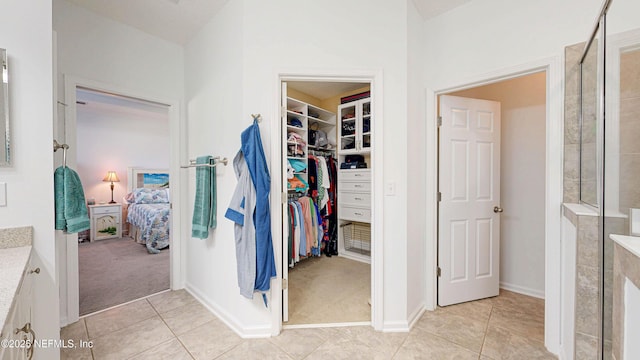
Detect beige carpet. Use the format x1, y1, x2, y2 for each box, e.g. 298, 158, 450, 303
79, 237, 169, 316
287, 255, 371, 325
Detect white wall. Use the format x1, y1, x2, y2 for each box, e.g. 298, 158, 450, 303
406, 0, 428, 320
423, 0, 640, 353
0, 1, 59, 358
184, 0, 412, 335
76, 105, 170, 204
53, 0, 184, 105
183, 0, 265, 333
451, 72, 547, 297
53, 0, 185, 325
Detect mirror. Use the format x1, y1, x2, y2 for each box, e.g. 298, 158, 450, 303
0, 48, 8, 166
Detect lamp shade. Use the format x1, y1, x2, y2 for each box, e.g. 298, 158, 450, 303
102, 171, 120, 183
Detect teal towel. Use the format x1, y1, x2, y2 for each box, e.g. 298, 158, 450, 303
192, 155, 217, 239
54, 166, 90, 233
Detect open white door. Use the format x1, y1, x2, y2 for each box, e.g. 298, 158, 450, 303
438, 95, 501, 307
281, 82, 289, 322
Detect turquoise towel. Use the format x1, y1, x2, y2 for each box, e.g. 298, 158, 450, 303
54, 166, 90, 233
192, 155, 217, 239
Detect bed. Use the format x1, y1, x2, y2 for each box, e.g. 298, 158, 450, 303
125, 168, 170, 254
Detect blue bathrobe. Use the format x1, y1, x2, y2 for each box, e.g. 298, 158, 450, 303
226, 119, 276, 300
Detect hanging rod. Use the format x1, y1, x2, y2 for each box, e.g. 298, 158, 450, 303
53, 140, 69, 168
180, 156, 228, 168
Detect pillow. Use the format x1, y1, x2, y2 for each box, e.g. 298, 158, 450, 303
125, 188, 170, 204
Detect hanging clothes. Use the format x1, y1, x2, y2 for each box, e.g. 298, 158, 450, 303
225, 119, 276, 302
224, 151, 256, 299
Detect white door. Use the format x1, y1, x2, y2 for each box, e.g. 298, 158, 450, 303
281, 82, 290, 322
438, 95, 501, 306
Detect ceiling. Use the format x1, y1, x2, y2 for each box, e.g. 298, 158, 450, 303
412, 0, 472, 20
65, 0, 229, 45
288, 81, 368, 100
64, 0, 472, 45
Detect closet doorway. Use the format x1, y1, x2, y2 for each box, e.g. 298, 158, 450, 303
279, 78, 377, 327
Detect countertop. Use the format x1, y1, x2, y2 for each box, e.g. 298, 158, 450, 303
0, 226, 33, 338
610, 234, 640, 259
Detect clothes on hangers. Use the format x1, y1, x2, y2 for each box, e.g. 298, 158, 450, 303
286, 155, 339, 266
225, 118, 276, 304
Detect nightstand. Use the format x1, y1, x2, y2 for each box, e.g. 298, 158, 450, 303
88, 203, 122, 241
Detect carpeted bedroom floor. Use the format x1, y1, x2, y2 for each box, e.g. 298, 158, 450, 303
79, 237, 169, 316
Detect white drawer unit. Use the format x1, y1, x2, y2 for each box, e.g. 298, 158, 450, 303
89, 203, 122, 241
339, 192, 371, 208
339, 181, 371, 193
338, 169, 372, 224
339, 169, 371, 182
339, 205, 371, 223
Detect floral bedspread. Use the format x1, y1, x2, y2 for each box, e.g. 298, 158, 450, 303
127, 203, 170, 254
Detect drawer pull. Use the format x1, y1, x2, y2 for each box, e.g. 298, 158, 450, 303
355, 212, 363, 216
355, 174, 362, 177
29, 268, 40, 275
354, 197, 363, 201
354, 184, 363, 188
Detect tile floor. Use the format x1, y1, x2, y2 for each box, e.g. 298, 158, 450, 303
61, 289, 557, 360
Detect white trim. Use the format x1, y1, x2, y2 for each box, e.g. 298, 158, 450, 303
283, 321, 370, 330
381, 320, 410, 333
272, 69, 384, 335
338, 252, 372, 264
407, 303, 426, 330
58, 75, 184, 326
186, 284, 271, 339
427, 56, 563, 355
499, 282, 545, 299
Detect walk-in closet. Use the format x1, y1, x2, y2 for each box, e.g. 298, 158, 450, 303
281, 80, 373, 325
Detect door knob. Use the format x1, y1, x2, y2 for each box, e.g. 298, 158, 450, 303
493, 206, 503, 213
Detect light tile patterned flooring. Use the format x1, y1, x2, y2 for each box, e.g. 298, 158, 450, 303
61, 289, 557, 360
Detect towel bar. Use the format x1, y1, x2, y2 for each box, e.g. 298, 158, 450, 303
181, 156, 228, 168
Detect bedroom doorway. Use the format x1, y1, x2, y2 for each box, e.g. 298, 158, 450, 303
75, 88, 171, 315
57, 76, 184, 325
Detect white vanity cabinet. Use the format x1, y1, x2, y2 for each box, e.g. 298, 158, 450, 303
0, 250, 38, 360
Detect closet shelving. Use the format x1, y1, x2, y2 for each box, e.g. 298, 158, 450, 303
285, 97, 336, 192
336, 96, 372, 260
338, 98, 371, 155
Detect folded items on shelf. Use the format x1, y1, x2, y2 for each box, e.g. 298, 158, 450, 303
287, 175, 309, 192
340, 162, 367, 169
288, 158, 307, 172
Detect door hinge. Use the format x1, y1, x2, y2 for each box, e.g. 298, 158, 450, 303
437, 267, 441, 277
437, 192, 442, 202
281, 106, 287, 118
282, 191, 287, 204
282, 278, 288, 290
170, 203, 173, 210
437, 116, 442, 127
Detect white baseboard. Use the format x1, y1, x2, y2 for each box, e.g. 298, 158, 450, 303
500, 282, 545, 299
382, 320, 410, 333
407, 303, 425, 330
185, 283, 271, 339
